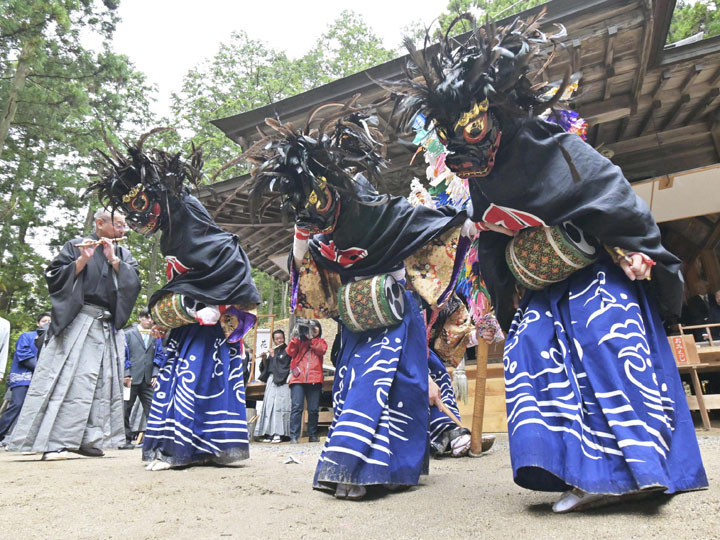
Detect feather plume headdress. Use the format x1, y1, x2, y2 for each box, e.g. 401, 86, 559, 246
386, 9, 568, 136
243, 96, 387, 226
87, 128, 204, 235
88, 128, 203, 207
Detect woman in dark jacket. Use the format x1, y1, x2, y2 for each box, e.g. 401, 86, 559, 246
286, 321, 327, 443
255, 330, 292, 443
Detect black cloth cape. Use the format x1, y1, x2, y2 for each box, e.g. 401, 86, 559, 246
307, 174, 466, 280
148, 194, 260, 309
45, 233, 140, 336
469, 117, 683, 332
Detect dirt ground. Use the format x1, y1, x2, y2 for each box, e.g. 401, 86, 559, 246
1, 427, 719, 540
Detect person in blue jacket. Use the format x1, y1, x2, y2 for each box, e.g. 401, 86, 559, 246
0, 312, 51, 443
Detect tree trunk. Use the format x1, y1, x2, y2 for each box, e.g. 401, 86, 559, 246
0, 139, 32, 257
147, 235, 161, 299
0, 39, 37, 158
83, 205, 94, 235
0, 161, 46, 312
267, 279, 275, 315
281, 282, 289, 319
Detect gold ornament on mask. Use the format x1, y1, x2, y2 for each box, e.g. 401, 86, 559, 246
308, 190, 318, 206
122, 184, 142, 203
454, 98, 490, 131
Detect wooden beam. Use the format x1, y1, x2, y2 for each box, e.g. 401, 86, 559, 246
632, 1, 654, 106
637, 99, 662, 136
680, 64, 704, 94
571, 39, 582, 73
615, 117, 630, 142
604, 26, 617, 67
690, 219, 720, 264
577, 94, 632, 125
652, 69, 672, 100
659, 93, 691, 131
605, 121, 706, 154
700, 249, 720, 292
684, 87, 720, 125
603, 65, 616, 100
709, 65, 720, 88
710, 112, 720, 160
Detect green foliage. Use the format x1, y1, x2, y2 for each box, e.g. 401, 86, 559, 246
436, 0, 547, 37
0, 0, 156, 346
170, 10, 395, 184
668, 1, 720, 44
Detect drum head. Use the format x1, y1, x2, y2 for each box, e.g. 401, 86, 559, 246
560, 221, 598, 258
384, 276, 405, 322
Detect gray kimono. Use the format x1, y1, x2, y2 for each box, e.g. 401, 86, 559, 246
8, 234, 140, 453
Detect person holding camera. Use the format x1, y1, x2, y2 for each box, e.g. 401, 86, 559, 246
286, 320, 327, 443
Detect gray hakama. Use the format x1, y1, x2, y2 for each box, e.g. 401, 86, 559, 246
8, 305, 127, 452
254, 374, 291, 438
8, 232, 139, 454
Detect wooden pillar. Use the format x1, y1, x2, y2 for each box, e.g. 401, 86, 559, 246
699, 249, 720, 293
470, 341, 489, 454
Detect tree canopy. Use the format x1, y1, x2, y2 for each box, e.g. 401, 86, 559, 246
668, 1, 720, 44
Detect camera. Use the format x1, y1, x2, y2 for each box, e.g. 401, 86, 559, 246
294, 318, 313, 340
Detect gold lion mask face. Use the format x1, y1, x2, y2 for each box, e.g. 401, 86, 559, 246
433, 98, 501, 179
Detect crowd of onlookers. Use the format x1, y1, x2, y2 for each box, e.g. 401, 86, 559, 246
253, 319, 327, 444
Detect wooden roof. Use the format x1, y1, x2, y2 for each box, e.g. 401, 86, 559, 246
198, 0, 720, 280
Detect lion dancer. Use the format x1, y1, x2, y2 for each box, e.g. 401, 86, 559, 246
244, 102, 475, 499
88, 131, 260, 470
426, 294, 502, 458
389, 12, 708, 512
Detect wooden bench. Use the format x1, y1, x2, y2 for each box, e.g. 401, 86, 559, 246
246, 376, 335, 439
672, 323, 720, 430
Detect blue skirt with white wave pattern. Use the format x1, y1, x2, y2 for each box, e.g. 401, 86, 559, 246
143, 324, 249, 466
505, 259, 708, 494
429, 350, 462, 449
313, 291, 429, 489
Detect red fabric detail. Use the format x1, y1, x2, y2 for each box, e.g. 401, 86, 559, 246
317, 240, 368, 268
165, 256, 192, 281
481, 204, 546, 231
295, 227, 311, 240
286, 336, 326, 384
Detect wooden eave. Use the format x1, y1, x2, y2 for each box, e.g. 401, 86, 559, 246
199, 0, 720, 280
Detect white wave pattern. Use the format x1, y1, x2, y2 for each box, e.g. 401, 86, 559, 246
145, 336, 248, 454
429, 364, 461, 443
505, 271, 675, 462
319, 332, 411, 467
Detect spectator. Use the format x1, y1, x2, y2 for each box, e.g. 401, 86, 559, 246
0, 313, 51, 444
708, 288, 720, 341
0, 316, 9, 383
255, 329, 291, 443
681, 281, 710, 341
287, 320, 327, 443
8, 208, 140, 460
122, 308, 164, 449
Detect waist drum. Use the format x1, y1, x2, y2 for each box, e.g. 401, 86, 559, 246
505, 222, 599, 291
151, 293, 195, 329
338, 274, 405, 333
